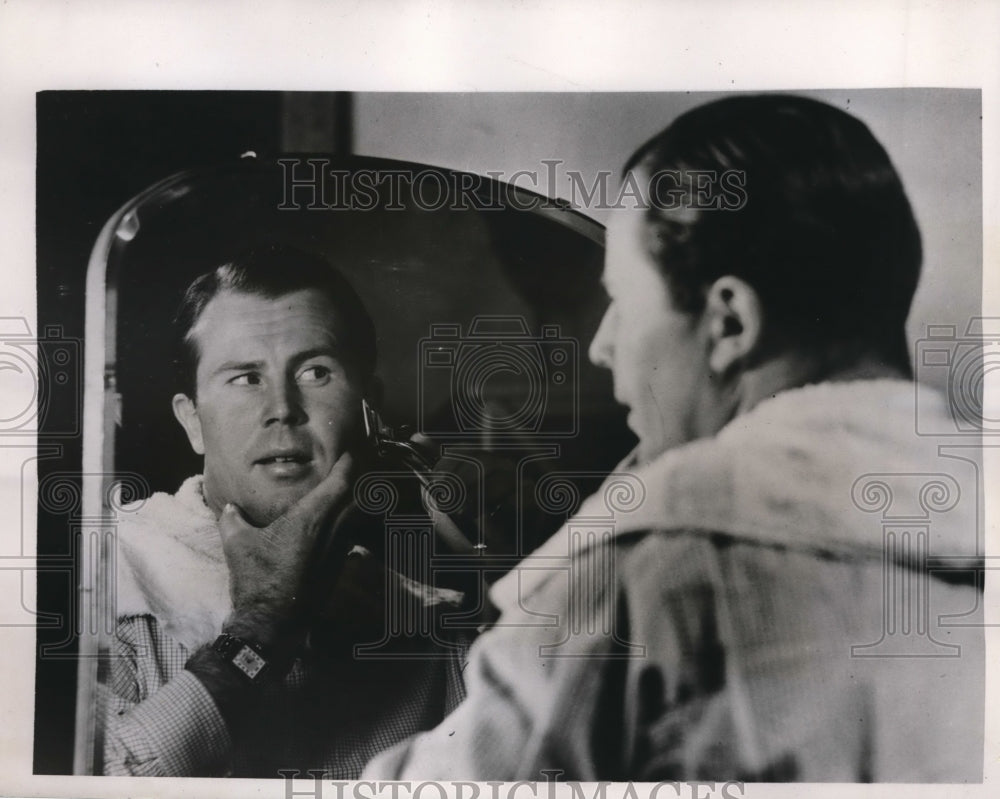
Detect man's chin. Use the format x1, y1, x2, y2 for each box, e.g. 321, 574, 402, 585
246, 483, 319, 526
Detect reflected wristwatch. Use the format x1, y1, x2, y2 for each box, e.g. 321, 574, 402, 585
212, 633, 271, 682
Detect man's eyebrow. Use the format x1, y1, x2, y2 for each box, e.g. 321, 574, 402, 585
209, 347, 345, 377
292, 345, 344, 365
213, 360, 263, 375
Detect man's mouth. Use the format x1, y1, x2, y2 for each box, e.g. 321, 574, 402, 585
256, 454, 310, 465
254, 451, 314, 478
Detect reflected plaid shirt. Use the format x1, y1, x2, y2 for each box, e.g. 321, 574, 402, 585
104, 613, 468, 778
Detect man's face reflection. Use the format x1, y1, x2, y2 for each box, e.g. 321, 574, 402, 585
173, 288, 364, 525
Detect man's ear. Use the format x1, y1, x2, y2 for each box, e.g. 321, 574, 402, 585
704, 276, 764, 375
171, 393, 205, 455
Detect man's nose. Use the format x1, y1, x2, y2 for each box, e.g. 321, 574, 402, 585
588, 308, 613, 370
263, 378, 307, 426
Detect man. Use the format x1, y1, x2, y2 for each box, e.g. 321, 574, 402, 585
363, 95, 984, 781
104, 246, 467, 777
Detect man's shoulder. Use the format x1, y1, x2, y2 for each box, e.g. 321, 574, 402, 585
579, 526, 751, 595
501, 527, 720, 624
579, 524, 870, 600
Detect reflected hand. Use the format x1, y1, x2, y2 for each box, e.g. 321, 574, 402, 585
217, 452, 355, 654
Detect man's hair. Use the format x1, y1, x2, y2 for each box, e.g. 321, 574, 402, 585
172, 244, 377, 398
625, 93, 922, 373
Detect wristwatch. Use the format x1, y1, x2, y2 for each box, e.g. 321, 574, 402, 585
212, 633, 271, 682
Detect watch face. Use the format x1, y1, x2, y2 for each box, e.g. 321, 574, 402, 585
232, 644, 266, 679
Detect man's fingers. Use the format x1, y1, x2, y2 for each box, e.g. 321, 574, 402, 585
218, 453, 353, 561
284, 450, 355, 526
218, 502, 252, 547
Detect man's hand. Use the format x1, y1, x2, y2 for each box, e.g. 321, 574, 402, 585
217, 452, 355, 655
183, 454, 355, 727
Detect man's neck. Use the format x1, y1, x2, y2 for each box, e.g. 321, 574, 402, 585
737, 352, 909, 415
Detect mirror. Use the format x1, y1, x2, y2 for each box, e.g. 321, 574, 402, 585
77, 155, 634, 774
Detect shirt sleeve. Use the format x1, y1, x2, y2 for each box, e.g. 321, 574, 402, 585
102, 615, 233, 776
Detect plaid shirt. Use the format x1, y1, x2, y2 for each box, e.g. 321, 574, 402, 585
104, 612, 469, 777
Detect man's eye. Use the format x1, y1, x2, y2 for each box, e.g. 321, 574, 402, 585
230, 373, 261, 386
298, 365, 332, 384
